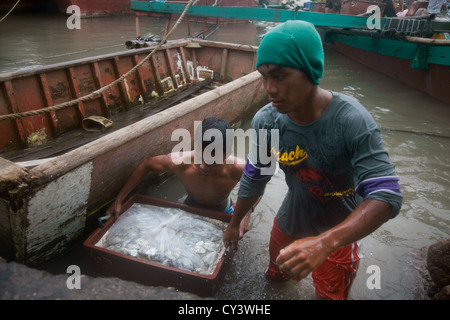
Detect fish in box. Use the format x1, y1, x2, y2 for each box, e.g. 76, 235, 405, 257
83, 195, 234, 297
96, 203, 225, 275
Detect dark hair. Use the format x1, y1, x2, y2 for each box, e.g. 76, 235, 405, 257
195, 117, 233, 157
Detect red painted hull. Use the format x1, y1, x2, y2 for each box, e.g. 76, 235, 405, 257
54, 0, 132, 16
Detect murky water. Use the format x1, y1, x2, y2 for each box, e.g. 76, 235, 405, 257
2, 12, 448, 300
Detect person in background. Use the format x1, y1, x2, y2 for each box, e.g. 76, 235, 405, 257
427, 0, 447, 18
382, 0, 397, 17
223, 21, 403, 300
107, 117, 256, 237
325, 0, 341, 13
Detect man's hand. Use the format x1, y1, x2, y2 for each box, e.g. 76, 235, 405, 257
223, 224, 240, 251
276, 200, 392, 279
105, 198, 123, 220
275, 236, 333, 279
222, 195, 261, 251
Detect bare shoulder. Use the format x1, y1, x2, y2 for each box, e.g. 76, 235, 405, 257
166, 151, 194, 171
225, 155, 245, 178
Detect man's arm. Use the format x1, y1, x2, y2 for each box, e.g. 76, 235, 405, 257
223, 195, 261, 250
275, 199, 391, 279
106, 154, 176, 218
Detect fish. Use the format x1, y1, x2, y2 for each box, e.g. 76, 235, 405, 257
97, 203, 225, 275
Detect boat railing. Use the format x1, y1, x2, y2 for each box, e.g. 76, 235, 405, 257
381, 17, 431, 36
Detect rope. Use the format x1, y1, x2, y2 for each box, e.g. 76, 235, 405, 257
0, 0, 195, 122
0, 0, 20, 23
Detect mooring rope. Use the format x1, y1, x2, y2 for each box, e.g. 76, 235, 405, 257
0, 0, 195, 122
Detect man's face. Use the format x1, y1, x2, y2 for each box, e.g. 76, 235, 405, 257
258, 64, 313, 114
195, 148, 227, 176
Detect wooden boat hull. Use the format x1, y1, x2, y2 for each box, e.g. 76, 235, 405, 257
0, 40, 267, 266
323, 29, 450, 104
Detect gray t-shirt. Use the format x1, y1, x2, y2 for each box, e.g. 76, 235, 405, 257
239, 92, 402, 238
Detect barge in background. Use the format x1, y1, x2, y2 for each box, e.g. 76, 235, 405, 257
132, 2, 450, 104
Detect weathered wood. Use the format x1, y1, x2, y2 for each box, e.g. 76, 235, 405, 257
150, 78, 213, 114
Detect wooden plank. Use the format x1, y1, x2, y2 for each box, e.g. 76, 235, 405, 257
164, 48, 178, 90
179, 46, 192, 84
220, 48, 228, 82
39, 74, 60, 137
131, 54, 149, 104
149, 78, 213, 114
150, 55, 164, 96
91, 62, 111, 118
3, 81, 26, 148
67, 67, 86, 121
113, 56, 132, 111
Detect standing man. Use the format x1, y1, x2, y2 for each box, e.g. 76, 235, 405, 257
223, 21, 403, 300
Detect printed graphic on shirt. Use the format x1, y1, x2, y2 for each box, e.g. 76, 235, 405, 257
270, 145, 308, 166
272, 144, 355, 206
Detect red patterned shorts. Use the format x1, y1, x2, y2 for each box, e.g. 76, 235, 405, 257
266, 218, 360, 300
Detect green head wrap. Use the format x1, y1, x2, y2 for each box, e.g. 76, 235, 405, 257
256, 21, 324, 85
